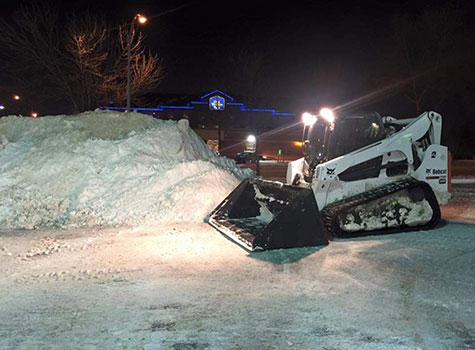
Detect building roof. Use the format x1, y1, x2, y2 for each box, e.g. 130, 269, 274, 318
103, 89, 296, 117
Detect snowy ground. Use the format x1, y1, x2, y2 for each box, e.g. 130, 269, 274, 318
1, 185, 474, 350
1, 112, 474, 349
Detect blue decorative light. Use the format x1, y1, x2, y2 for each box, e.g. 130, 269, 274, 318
273, 112, 295, 116
100, 89, 296, 117
209, 95, 225, 111
242, 108, 274, 113
200, 89, 234, 101
160, 105, 194, 110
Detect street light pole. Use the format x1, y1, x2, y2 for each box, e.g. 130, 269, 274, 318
126, 14, 147, 113
255, 134, 260, 176
126, 22, 133, 112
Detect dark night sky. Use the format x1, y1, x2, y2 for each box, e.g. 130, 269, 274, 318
1, 0, 475, 117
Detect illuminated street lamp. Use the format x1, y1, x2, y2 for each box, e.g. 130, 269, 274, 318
13, 94, 20, 101
31, 112, 38, 118
137, 15, 147, 24
126, 14, 148, 112
0, 104, 5, 110
246, 134, 257, 153
246, 134, 260, 175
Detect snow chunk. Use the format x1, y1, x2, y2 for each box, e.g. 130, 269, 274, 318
0, 110, 252, 229
434, 190, 452, 205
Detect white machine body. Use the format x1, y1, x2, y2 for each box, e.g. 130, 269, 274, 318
286, 111, 451, 210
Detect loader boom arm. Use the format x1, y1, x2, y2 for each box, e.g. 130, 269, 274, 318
310, 111, 448, 209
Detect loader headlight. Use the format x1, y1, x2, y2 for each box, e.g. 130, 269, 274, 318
319, 108, 335, 124
302, 112, 317, 126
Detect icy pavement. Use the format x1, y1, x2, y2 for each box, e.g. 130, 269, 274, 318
441, 183, 475, 223
0, 111, 474, 349
1, 187, 474, 349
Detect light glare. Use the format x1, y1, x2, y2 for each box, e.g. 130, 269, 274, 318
13, 94, 20, 100
247, 134, 256, 143
319, 108, 335, 124
302, 112, 317, 126
137, 14, 147, 24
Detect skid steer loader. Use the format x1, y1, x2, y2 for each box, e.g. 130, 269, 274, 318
209, 110, 450, 251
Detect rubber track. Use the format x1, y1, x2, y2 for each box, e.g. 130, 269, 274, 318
320, 178, 441, 238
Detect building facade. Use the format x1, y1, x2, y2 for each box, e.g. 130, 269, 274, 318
104, 90, 304, 160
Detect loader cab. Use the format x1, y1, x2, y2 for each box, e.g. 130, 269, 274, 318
303, 120, 329, 167
327, 112, 385, 160
304, 111, 385, 166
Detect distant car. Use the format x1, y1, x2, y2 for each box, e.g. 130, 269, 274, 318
234, 151, 267, 164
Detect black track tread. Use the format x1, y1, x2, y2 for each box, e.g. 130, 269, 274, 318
320, 178, 440, 238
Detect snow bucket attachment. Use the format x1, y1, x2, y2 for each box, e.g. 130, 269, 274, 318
208, 179, 329, 251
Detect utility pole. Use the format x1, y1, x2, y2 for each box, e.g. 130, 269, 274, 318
126, 25, 133, 112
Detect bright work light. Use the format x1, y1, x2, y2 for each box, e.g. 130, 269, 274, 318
319, 108, 335, 124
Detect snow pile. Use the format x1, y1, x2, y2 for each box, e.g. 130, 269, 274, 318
0, 110, 252, 229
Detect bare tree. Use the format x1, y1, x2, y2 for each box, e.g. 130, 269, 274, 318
226, 48, 267, 108
228, 50, 263, 91
0, 3, 78, 111
0, 3, 163, 113
379, 5, 469, 113
100, 24, 163, 106
67, 16, 109, 111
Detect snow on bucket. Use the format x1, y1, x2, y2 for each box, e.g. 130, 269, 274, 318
208, 179, 330, 251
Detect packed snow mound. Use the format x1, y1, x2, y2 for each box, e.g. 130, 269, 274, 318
0, 110, 252, 229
